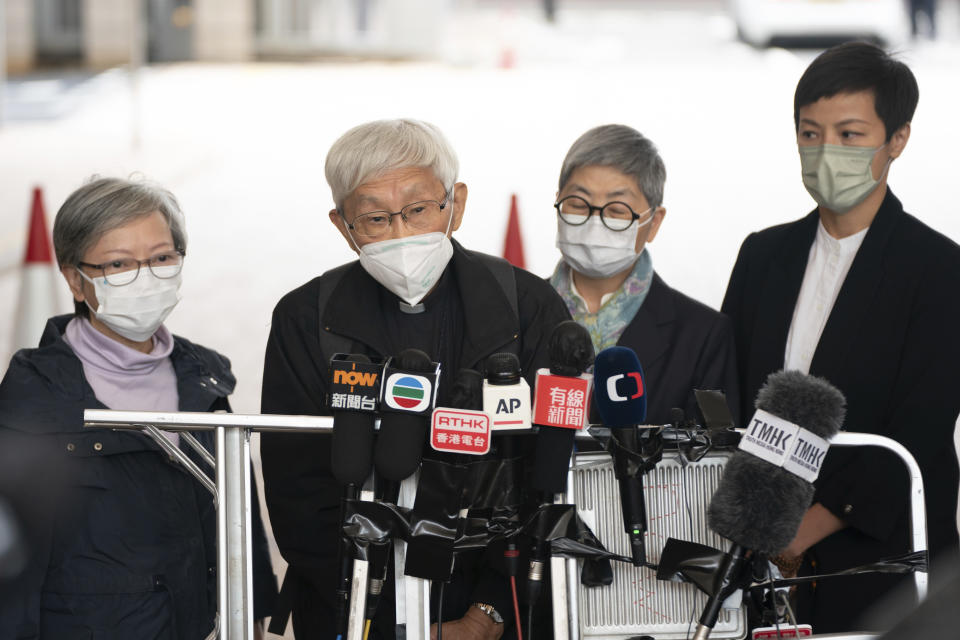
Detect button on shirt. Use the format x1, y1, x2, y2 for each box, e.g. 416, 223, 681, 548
784, 221, 869, 374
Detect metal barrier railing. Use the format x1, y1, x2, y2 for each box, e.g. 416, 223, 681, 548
83, 411, 928, 640
558, 430, 928, 640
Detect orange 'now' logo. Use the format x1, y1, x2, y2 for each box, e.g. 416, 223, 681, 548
333, 370, 378, 387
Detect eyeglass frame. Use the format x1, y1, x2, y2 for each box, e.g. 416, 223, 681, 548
341, 190, 453, 238
554, 195, 653, 232
76, 248, 186, 286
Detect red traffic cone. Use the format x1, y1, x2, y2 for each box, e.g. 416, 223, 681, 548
12, 188, 63, 350
502, 194, 526, 269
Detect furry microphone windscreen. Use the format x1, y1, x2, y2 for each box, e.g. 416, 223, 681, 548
707, 370, 846, 555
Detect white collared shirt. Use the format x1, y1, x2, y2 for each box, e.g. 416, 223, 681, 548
784, 220, 869, 374
569, 275, 616, 310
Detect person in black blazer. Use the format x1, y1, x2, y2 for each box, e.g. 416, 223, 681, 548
722, 42, 960, 633
549, 124, 740, 426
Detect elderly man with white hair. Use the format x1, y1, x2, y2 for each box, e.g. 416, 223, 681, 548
260, 119, 570, 640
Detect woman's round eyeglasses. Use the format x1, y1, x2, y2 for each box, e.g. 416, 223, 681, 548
555, 195, 651, 232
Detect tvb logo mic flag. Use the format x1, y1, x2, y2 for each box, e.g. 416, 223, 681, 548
328, 353, 384, 412
380, 357, 440, 415
532, 368, 593, 430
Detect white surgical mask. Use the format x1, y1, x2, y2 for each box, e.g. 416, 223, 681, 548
350, 196, 455, 306
556, 213, 651, 279
799, 143, 890, 214
77, 265, 182, 342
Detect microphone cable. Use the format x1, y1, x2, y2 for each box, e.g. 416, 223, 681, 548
511, 574, 524, 640
436, 581, 444, 640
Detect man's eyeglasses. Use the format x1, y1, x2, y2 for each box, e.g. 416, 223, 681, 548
555, 195, 652, 232
344, 193, 451, 239
77, 250, 185, 286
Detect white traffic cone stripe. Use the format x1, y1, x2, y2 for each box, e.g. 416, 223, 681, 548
13, 263, 64, 351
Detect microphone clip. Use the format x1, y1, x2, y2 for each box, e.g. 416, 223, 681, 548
607, 426, 664, 479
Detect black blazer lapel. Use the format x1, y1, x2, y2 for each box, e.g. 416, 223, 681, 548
617, 273, 673, 375
748, 212, 819, 379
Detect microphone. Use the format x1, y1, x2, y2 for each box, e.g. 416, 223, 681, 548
482, 353, 532, 432
367, 349, 439, 624
328, 353, 382, 636
430, 368, 491, 456
450, 368, 484, 411
593, 346, 652, 567
527, 321, 595, 604
374, 348, 440, 482
693, 370, 845, 640
530, 320, 596, 495
329, 353, 381, 486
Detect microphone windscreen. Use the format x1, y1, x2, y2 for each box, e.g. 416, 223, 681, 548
707, 370, 846, 555
485, 353, 521, 385
593, 346, 647, 427
374, 348, 435, 482
375, 412, 428, 481
547, 320, 595, 376
531, 322, 595, 494
756, 370, 845, 440
330, 353, 375, 486
331, 411, 377, 485
531, 426, 576, 495
397, 348, 433, 372
449, 369, 484, 411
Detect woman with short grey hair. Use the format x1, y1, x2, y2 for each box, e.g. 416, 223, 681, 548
0, 176, 276, 638
549, 124, 741, 425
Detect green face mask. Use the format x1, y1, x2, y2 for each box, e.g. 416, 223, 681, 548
799, 143, 890, 214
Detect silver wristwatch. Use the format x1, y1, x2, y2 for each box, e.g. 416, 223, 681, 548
472, 602, 504, 624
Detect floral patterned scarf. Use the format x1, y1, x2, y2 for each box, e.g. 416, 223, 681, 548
549, 250, 654, 354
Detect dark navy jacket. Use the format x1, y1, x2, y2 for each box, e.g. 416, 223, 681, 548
614, 272, 741, 427
0, 316, 276, 640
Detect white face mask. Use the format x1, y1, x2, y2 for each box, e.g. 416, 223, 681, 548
78, 265, 182, 342
350, 198, 456, 306
556, 213, 651, 279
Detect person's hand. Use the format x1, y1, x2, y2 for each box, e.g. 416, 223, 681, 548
429, 606, 504, 640
783, 502, 846, 559
770, 552, 804, 579
254, 619, 265, 640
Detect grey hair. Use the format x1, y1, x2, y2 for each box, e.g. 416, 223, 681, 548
53, 176, 187, 316
325, 119, 459, 210
559, 124, 666, 209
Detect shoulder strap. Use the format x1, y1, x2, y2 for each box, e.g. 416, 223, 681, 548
316, 264, 355, 358
475, 253, 519, 322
